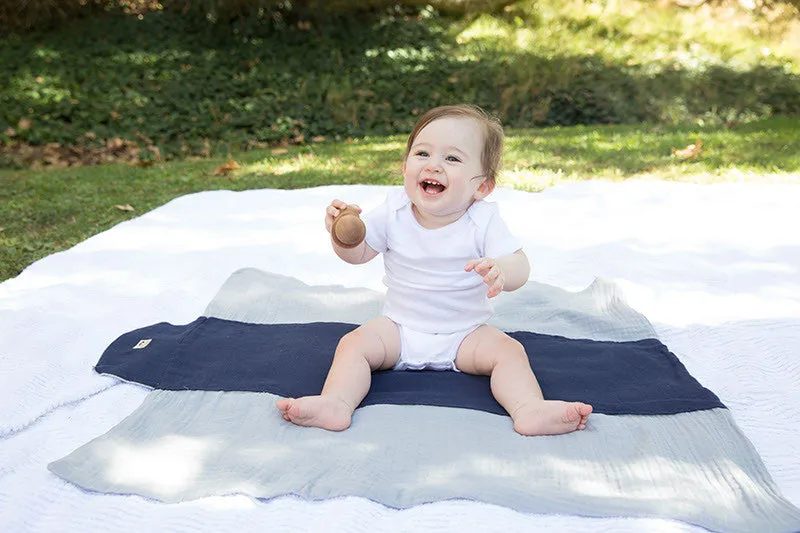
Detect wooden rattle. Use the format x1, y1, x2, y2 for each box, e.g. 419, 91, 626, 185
331, 205, 366, 249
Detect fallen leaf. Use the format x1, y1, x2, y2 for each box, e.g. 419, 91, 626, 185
271, 147, 288, 155
671, 140, 703, 159
134, 160, 154, 167
115, 204, 135, 211
18, 118, 33, 130
214, 158, 240, 176
311, 135, 326, 143
5, 128, 16, 137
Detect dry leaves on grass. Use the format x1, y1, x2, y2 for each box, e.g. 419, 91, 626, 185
1, 138, 156, 168
671, 140, 704, 159
114, 204, 135, 212
214, 158, 240, 176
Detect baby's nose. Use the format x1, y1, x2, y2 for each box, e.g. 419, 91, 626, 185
426, 160, 443, 173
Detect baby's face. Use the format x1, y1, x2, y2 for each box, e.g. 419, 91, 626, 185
402, 116, 491, 228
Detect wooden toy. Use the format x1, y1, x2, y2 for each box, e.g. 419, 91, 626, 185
331, 205, 366, 248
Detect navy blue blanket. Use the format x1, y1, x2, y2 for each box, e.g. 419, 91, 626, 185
95, 317, 724, 416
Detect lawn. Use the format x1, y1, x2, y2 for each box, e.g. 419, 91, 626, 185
2, 0, 798, 167
2, 117, 798, 283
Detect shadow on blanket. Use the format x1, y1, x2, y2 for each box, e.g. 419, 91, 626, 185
49, 269, 800, 533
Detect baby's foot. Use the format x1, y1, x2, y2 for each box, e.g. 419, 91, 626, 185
276, 395, 353, 431
511, 400, 593, 436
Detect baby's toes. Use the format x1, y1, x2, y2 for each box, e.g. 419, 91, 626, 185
276, 397, 293, 413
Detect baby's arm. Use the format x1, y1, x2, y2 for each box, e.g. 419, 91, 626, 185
465, 250, 530, 298
326, 199, 379, 265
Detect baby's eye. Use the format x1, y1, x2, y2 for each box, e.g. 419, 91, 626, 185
414, 150, 429, 157
446, 155, 462, 163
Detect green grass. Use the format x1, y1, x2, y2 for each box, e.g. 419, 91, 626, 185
2, 0, 799, 166
2, 118, 798, 283
467, 1, 800, 73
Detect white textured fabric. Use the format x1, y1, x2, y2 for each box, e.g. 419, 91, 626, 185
46, 269, 800, 533
47, 393, 800, 533
363, 187, 521, 333
2, 181, 800, 533
201, 268, 660, 342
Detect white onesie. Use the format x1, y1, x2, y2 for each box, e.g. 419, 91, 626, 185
363, 188, 522, 370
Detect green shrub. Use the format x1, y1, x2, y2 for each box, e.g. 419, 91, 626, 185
1, 3, 798, 168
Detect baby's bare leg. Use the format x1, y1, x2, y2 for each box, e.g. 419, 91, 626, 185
276, 317, 400, 431
455, 325, 592, 436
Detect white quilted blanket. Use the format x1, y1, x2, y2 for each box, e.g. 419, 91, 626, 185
1, 181, 799, 532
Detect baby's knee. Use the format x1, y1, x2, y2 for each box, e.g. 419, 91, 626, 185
500, 336, 526, 356
497, 336, 529, 366
336, 326, 387, 359
337, 329, 367, 352
335, 324, 397, 370
477, 335, 527, 370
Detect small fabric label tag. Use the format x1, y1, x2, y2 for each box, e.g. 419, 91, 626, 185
133, 339, 152, 350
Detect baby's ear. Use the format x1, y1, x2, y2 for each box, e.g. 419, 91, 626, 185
474, 178, 495, 200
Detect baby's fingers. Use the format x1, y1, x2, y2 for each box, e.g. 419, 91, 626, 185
465, 258, 493, 275
486, 272, 504, 298
327, 200, 361, 217
327, 200, 347, 218
325, 200, 346, 231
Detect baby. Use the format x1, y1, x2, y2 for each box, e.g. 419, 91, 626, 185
277, 104, 592, 436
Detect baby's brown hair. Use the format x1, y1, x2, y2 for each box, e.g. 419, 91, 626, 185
403, 104, 504, 185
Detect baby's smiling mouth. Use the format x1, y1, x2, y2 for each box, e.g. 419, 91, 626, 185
421, 178, 446, 195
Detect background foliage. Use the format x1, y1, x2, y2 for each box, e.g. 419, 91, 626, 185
1, 0, 799, 168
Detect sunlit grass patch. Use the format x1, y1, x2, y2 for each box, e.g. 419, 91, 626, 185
458, 0, 800, 73
504, 117, 800, 179
2, 118, 798, 283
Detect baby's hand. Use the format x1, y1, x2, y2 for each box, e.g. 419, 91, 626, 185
325, 199, 361, 233
465, 257, 504, 298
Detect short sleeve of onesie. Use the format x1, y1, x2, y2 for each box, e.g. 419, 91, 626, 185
363, 188, 408, 254
468, 200, 522, 259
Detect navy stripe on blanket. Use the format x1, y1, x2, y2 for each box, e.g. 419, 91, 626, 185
95, 317, 724, 416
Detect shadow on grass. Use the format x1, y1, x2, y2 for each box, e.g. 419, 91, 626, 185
1, 10, 798, 163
